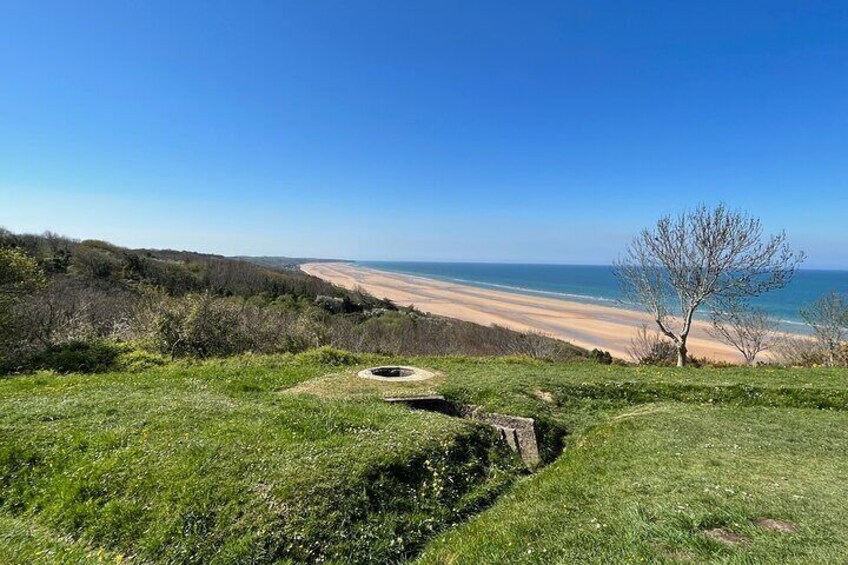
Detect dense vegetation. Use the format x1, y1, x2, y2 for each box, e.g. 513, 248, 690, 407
0, 229, 587, 375
1, 354, 846, 563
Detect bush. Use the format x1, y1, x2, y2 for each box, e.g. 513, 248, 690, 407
68, 241, 123, 280
773, 336, 842, 367
590, 349, 613, 365
33, 340, 121, 374
151, 294, 270, 358
296, 346, 362, 366
143, 293, 332, 359
628, 325, 678, 366
1, 247, 47, 371
113, 349, 169, 372
325, 312, 587, 361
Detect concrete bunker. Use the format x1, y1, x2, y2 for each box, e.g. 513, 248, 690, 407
384, 395, 542, 467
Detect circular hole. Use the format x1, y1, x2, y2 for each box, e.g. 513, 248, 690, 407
358, 365, 434, 381
369, 366, 414, 378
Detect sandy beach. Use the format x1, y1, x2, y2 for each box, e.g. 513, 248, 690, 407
301, 262, 749, 363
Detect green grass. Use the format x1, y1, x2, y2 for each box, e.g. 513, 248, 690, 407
1, 351, 847, 563
0, 353, 520, 564
417, 403, 848, 564
0, 513, 122, 564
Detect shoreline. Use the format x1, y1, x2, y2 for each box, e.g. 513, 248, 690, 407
301, 262, 755, 363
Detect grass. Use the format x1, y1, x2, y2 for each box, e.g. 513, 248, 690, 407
0, 352, 520, 564
418, 403, 848, 563
1, 350, 847, 563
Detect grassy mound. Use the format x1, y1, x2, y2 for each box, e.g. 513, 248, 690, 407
0, 356, 520, 564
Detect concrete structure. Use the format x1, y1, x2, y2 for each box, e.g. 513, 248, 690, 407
384, 395, 541, 467
462, 406, 541, 466
358, 366, 435, 382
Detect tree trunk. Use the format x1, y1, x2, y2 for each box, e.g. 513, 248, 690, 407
676, 343, 688, 367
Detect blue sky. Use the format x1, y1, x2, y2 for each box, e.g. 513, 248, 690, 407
1, 1, 846, 267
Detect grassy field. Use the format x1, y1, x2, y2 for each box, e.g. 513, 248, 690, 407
1, 350, 846, 563
0, 351, 520, 564
418, 403, 848, 564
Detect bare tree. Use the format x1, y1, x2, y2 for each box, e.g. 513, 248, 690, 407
800, 292, 848, 366
614, 204, 803, 367
772, 335, 827, 367
709, 301, 778, 365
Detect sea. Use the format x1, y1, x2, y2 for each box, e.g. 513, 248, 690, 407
358, 262, 848, 334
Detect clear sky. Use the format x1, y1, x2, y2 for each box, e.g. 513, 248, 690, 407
1, 1, 846, 267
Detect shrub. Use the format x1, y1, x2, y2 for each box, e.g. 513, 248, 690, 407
772, 336, 839, 367
0, 246, 46, 297
151, 294, 257, 358
590, 349, 613, 365
33, 340, 121, 374
68, 241, 123, 280
628, 325, 678, 366
1, 247, 47, 370
800, 293, 848, 366
325, 312, 587, 361
315, 295, 346, 313
296, 346, 362, 366
113, 349, 169, 372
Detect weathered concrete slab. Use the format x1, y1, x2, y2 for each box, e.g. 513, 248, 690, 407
462, 407, 541, 466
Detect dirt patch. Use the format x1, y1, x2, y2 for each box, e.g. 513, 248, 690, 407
667, 550, 695, 562
754, 518, 798, 533
532, 389, 554, 403
703, 528, 747, 546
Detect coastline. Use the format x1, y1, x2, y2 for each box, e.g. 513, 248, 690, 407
301, 262, 752, 363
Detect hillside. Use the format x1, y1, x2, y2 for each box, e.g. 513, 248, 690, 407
233, 256, 350, 270
0, 230, 588, 375
1, 353, 847, 563
0, 230, 377, 302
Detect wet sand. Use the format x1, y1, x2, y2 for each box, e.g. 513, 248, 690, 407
301, 262, 746, 363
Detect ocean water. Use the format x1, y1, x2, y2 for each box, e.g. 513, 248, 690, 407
359, 261, 848, 333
